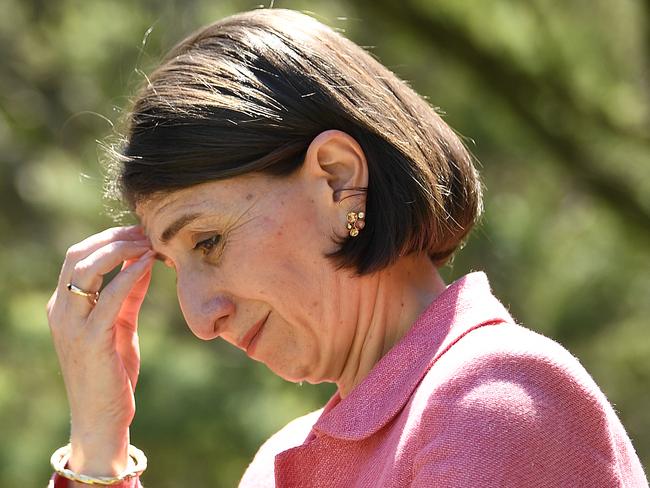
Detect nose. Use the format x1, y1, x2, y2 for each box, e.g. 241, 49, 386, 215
176, 270, 235, 341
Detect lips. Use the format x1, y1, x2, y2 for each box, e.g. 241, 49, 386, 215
239, 312, 270, 352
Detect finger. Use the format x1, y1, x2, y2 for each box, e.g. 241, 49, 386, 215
119, 252, 156, 304
58, 226, 147, 290
89, 250, 156, 332
62, 241, 151, 316
115, 266, 151, 389
115, 264, 153, 333
67, 240, 152, 295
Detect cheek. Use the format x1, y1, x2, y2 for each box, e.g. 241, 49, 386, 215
262, 210, 335, 312
240, 214, 317, 287
230, 198, 333, 325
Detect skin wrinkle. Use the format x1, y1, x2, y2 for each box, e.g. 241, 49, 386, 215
338, 277, 382, 395
214, 203, 260, 263
335, 261, 439, 397
147, 192, 258, 265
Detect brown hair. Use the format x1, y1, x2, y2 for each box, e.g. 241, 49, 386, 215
110, 8, 482, 274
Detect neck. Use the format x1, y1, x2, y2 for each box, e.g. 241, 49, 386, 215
335, 254, 446, 398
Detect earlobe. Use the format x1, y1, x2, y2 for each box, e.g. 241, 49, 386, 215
302, 130, 369, 203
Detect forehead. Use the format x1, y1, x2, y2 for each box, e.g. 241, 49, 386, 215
136, 184, 214, 220
135, 174, 279, 235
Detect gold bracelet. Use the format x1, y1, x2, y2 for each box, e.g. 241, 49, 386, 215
50, 443, 147, 485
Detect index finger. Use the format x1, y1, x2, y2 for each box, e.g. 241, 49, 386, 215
58, 225, 147, 291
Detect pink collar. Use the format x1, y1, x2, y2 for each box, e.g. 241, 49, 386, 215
312, 272, 514, 441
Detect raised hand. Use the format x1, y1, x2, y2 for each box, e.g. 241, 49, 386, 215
47, 225, 155, 477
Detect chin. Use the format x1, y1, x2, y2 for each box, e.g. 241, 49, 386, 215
265, 359, 314, 384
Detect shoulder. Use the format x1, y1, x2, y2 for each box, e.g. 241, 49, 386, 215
426, 322, 610, 413
406, 323, 645, 486
412, 322, 615, 440
239, 408, 323, 488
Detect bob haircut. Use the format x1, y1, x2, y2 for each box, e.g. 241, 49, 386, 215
110, 8, 483, 275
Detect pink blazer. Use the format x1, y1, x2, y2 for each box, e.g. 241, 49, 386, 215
239, 272, 648, 487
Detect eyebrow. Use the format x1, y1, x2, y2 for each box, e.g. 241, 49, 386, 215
160, 212, 202, 243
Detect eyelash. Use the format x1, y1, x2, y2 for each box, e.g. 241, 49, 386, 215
194, 235, 222, 256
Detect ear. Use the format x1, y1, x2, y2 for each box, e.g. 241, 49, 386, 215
301, 130, 369, 207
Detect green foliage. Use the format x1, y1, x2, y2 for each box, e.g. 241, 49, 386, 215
0, 0, 647, 485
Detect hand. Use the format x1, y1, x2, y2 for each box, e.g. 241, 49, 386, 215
47, 226, 155, 474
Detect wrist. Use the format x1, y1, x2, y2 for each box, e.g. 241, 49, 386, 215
69, 429, 130, 476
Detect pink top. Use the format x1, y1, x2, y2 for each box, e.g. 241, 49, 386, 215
50, 272, 648, 487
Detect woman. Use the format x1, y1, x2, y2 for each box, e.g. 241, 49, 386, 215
47, 8, 647, 488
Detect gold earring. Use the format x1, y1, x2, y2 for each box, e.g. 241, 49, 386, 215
346, 211, 365, 237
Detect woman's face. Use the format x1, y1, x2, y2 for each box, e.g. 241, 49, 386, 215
138, 169, 360, 384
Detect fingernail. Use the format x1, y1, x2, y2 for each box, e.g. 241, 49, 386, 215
133, 239, 151, 246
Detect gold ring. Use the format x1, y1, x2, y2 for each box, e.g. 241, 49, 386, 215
66, 283, 100, 306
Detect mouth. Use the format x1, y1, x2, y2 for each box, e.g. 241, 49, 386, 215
238, 312, 270, 352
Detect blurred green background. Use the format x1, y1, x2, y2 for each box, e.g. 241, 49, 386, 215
1, 0, 648, 486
